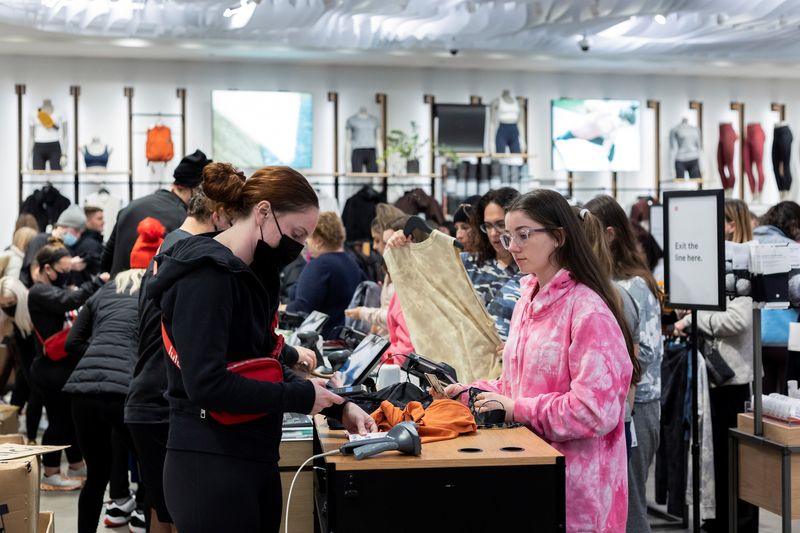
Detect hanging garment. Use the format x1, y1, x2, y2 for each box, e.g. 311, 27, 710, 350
717, 123, 737, 190
384, 230, 502, 383
743, 123, 765, 194
20, 185, 71, 232
344, 281, 382, 333
394, 188, 445, 225
146, 125, 174, 163
371, 399, 477, 443
83, 146, 110, 168
85, 190, 123, 242
655, 341, 689, 518
341, 186, 385, 242
685, 353, 716, 520
772, 124, 793, 192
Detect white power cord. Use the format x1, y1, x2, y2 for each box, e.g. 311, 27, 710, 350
285, 450, 340, 533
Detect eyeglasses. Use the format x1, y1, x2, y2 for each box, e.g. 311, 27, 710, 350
479, 221, 506, 234
457, 203, 474, 218
499, 227, 555, 250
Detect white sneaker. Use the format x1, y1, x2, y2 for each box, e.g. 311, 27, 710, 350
66, 465, 87, 480
104, 497, 136, 527
41, 473, 81, 491
129, 509, 146, 533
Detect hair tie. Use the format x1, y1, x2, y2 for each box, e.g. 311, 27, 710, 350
579, 208, 589, 220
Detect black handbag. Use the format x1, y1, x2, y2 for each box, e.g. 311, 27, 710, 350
698, 327, 735, 386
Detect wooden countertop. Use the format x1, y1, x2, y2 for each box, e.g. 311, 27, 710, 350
314, 415, 562, 471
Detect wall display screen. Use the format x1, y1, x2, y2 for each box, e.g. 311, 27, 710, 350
551, 98, 640, 172
212, 90, 313, 169
435, 104, 486, 153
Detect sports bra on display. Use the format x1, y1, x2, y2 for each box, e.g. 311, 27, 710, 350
83, 146, 110, 168
497, 97, 520, 124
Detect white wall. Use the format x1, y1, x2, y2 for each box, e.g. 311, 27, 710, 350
1, 54, 799, 248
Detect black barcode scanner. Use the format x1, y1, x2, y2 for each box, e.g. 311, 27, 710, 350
338, 422, 422, 460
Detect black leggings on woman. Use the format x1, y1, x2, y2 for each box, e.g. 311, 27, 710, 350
71, 393, 136, 533
164, 449, 282, 533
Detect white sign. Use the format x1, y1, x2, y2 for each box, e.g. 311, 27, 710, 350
664, 191, 724, 310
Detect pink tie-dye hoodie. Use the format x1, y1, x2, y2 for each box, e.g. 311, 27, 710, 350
471, 268, 632, 532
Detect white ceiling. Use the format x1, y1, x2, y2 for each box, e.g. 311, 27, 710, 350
1, 0, 800, 77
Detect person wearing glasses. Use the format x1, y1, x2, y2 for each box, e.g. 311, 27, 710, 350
461, 188, 522, 340
433, 190, 638, 532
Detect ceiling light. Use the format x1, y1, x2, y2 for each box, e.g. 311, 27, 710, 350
112, 38, 151, 48
178, 42, 205, 50
654, 14, 666, 25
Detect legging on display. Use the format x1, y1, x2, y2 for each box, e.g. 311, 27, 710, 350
495, 123, 521, 153
743, 123, 765, 194
773, 124, 793, 191
717, 123, 737, 190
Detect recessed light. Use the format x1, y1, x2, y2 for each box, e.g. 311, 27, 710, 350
388, 50, 412, 56
486, 52, 511, 60
654, 14, 667, 25
337, 49, 360, 55
179, 42, 204, 50
112, 38, 151, 48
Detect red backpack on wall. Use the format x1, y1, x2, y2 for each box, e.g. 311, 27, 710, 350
146, 125, 174, 163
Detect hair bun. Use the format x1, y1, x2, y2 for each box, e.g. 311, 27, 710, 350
202, 162, 246, 212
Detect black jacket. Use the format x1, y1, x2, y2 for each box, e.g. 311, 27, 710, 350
146, 236, 333, 462
63, 280, 138, 396
20, 186, 71, 232
341, 186, 385, 242
70, 230, 104, 285
125, 228, 193, 425
102, 189, 187, 276
28, 278, 104, 390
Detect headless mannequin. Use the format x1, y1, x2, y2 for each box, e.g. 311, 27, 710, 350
30, 99, 68, 170
670, 117, 702, 180
82, 137, 113, 169
490, 90, 526, 154
345, 106, 382, 173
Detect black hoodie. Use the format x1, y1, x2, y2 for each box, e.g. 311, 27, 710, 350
147, 235, 325, 462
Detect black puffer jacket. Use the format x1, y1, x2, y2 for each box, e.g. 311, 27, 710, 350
63, 279, 139, 396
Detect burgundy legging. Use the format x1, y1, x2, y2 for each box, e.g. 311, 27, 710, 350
744, 123, 765, 194
717, 123, 737, 190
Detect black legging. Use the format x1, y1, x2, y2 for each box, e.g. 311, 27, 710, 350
71, 393, 137, 533
31, 358, 82, 468
164, 449, 282, 533
7, 331, 43, 441
773, 125, 793, 192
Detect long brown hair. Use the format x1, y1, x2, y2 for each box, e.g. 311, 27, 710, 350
202, 163, 319, 216
573, 207, 614, 278
724, 199, 753, 243
584, 195, 662, 305
507, 190, 640, 385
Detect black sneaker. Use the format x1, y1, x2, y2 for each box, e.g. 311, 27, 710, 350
129, 509, 146, 533
104, 497, 135, 527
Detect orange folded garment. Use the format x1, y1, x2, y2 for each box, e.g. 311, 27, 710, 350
371, 399, 477, 443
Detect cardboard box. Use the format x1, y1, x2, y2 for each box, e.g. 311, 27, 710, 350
37, 511, 54, 533
0, 404, 20, 435
0, 434, 25, 445
0, 457, 40, 533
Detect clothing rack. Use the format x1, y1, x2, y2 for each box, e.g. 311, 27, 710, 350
126, 87, 187, 202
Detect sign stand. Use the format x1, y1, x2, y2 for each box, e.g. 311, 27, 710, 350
663, 189, 726, 532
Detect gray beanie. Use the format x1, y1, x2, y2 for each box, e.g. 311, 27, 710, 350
55, 205, 86, 229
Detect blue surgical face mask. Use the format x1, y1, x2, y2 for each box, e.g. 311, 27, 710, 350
62, 232, 78, 247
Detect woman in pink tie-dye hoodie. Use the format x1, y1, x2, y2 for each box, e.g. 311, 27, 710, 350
439, 190, 638, 532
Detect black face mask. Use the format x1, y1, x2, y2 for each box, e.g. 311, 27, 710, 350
1, 305, 16, 318
254, 212, 304, 269
49, 268, 70, 288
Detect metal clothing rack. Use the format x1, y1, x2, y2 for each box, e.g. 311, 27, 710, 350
126, 87, 186, 202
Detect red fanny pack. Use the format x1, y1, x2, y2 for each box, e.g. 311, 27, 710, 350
34, 327, 71, 361
161, 315, 285, 425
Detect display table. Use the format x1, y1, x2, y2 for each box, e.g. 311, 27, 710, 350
279, 414, 315, 533
729, 413, 800, 532
312, 415, 565, 532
